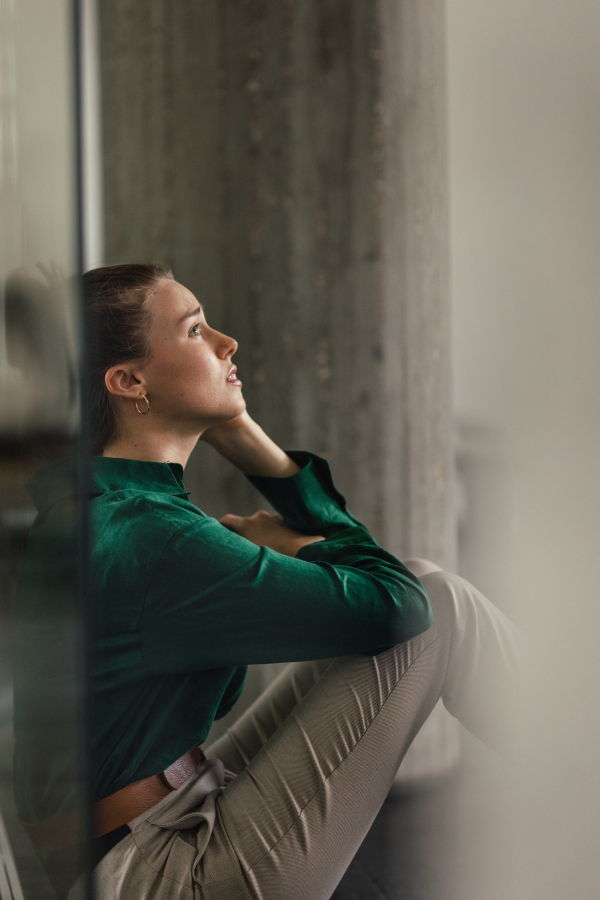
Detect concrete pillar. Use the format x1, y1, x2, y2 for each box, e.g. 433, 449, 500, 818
99, 0, 457, 779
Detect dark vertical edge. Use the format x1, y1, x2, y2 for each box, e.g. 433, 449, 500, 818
252, 0, 294, 448
378, 0, 409, 558
281, 0, 297, 450
71, 0, 94, 894
436, 0, 455, 569
287, 0, 315, 453
345, 0, 385, 538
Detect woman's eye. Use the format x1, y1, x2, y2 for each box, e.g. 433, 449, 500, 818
190, 324, 201, 337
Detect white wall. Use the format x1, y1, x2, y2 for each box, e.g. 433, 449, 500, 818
448, 1, 600, 897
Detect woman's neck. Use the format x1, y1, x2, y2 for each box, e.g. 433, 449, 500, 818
102, 430, 199, 468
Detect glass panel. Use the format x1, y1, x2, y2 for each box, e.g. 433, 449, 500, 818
0, 1, 88, 897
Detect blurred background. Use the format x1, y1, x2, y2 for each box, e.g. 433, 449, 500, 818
449, 3, 600, 898
0, 1, 85, 897
0, 1, 599, 898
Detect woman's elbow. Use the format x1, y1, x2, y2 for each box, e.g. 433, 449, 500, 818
389, 584, 433, 643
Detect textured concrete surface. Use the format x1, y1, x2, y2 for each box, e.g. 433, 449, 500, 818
99, 0, 455, 567
99, 0, 460, 813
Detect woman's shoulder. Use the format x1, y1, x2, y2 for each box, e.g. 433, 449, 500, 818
89, 492, 211, 608
87, 454, 205, 528
91, 487, 207, 539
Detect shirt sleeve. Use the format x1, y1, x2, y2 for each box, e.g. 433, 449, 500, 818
137, 452, 432, 673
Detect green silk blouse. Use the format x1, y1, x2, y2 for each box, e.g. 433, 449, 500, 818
14, 451, 431, 821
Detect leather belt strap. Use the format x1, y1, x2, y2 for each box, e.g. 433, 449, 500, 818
21, 746, 205, 855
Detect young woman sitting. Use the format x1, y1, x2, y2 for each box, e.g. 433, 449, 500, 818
16, 264, 522, 900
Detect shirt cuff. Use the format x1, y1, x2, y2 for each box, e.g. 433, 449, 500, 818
246, 451, 362, 534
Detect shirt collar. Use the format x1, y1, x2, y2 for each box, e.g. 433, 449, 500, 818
27, 456, 190, 514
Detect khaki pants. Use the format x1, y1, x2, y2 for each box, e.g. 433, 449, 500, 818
85, 568, 523, 900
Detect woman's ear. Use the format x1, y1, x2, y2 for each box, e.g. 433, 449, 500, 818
104, 364, 146, 399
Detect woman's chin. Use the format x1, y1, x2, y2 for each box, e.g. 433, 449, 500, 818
210, 402, 247, 428
229, 396, 247, 418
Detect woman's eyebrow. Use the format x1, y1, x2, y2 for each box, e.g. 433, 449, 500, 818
178, 305, 203, 323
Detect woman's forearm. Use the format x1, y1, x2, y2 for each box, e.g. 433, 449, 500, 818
200, 412, 300, 478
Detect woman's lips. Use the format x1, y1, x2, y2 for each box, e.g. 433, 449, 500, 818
226, 366, 242, 386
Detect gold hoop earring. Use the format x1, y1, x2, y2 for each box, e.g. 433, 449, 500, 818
135, 393, 150, 415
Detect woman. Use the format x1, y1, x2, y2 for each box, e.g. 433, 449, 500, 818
16, 264, 522, 899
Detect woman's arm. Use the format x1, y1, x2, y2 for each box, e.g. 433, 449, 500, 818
201, 413, 326, 556
135, 444, 432, 669
139, 515, 432, 669
200, 412, 300, 478
219, 510, 325, 557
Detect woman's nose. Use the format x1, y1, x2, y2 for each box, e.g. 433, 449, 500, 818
215, 330, 238, 358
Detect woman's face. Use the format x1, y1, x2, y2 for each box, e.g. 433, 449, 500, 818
136, 278, 246, 431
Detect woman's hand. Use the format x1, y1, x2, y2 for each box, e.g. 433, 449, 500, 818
220, 510, 324, 557
200, 412, 301, 478
199, 410, 253, 447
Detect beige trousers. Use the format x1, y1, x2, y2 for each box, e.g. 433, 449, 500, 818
84, 567, 523, 900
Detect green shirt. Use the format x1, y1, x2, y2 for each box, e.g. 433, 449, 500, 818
14, 451, 431, 821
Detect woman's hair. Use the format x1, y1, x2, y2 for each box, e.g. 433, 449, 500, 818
84, 263, 173, 454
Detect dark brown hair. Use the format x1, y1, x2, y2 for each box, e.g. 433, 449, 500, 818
84, 263, 173, 454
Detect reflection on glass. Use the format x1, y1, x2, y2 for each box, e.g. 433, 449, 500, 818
4, 268, 77, 434
0, 1, 88, 898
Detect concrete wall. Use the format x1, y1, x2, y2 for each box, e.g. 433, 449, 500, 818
99, 0, 455, 569
98, 0, 459, 784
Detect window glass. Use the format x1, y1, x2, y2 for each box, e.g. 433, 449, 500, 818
0, 1, 88, 897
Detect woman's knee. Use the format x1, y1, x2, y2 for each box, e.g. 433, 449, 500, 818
419, 569, 521, 660
404, 557, 443, 578
417, 569, 468, 635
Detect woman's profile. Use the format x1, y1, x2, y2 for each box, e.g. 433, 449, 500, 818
14, 264, 522, 899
